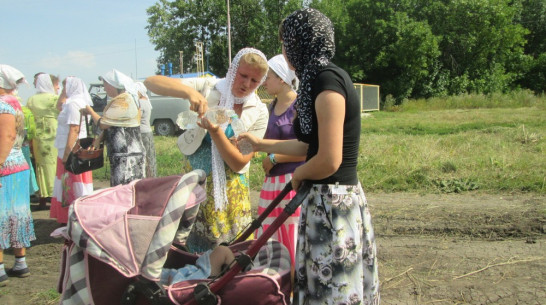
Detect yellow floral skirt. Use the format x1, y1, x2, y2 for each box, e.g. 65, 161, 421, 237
183, 159, 253, 253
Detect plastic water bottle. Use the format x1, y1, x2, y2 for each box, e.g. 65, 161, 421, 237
230, 115, 254, 155
230, 114, 246, 136
176, 110, 199, 129
205, 107, 234, 125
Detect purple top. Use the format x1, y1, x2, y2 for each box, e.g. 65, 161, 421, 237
264, 99, 304, 177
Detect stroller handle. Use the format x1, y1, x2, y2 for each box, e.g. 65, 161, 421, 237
232, 181, 293, 243
186, 181, 312, 305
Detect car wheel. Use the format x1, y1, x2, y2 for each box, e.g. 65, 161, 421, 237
154, 119, 175, 136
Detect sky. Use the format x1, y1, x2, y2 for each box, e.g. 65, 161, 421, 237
2, 0, 161, 103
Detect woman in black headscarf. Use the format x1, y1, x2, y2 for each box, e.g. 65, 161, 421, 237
239, 8, 380, 304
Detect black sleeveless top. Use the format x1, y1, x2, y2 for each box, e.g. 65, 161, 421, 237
294, 63, 360, 185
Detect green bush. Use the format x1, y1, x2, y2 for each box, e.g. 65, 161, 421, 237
95, 94, 546, 194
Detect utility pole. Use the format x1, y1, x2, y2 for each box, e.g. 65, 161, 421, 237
195, 42, 205, 77
179, 51, 183, 75
227, 0, 232, 65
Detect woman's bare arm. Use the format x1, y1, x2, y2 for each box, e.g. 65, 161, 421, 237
0, 114, 16, 165
290, 90, 345, 190
144, 75, 209, 117
62, 124, 80, 163
200, 117, 254, 172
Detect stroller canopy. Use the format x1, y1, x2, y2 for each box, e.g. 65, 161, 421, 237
67, 170, 207, 280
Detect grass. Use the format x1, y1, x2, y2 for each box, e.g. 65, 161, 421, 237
94, 92, 546, 194
28, 289, 60, 305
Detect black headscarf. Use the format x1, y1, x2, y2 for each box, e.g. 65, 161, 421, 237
281, 8, 335, 135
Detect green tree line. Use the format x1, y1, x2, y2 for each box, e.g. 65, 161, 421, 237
146, 0, 546, 103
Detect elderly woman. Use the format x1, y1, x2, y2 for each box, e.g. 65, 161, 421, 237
50, 77, 94, 225
26, 73, 60, 209
0, 65, 36, 285
135, 81, 157, 178
145, 48, 269, 253
83, 69, 145, 186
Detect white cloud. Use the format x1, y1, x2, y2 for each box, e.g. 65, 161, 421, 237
39, 51, 96, 69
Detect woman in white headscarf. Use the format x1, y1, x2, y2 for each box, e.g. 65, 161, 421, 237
255, 54, 305, 266
0, 65, 36, 284
26, 73, 60, 209
135, 81, 157, 178
50, 77, 94, 225
82, 69, 145, 186
145, 48, 269, 253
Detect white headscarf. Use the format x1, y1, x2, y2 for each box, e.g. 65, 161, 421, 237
0, 64, 27, 90
35, 73, 56, 94
135, 81, 150, 101
100, 69, 139, 102
267, 54, 298, 89
65, 76, 93, 108
211, 47, 267, 211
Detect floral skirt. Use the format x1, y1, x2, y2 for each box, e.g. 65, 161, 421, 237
0, 170, 36, 249
256, 173, 300, 266
50, 157, 93, 224
109, 153, 145, 187
293, 183, 380, 305
183, 159, 252, 253
33, 137, 57, 198
141, 131, 157, 178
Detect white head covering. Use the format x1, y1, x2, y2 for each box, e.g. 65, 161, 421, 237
211, 47, 267, 211
100, 69, 139, 102
267, 54, 297, 89
35, 73, 56, 94
0, 64, 27, 90
65, 76, 94, 108
135, 81, 149, 100
216, 47, 267, 108
99, 70, 141, 128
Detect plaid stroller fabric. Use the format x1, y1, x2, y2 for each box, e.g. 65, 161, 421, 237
58, 170, 207, 305
166, 239, 293, 305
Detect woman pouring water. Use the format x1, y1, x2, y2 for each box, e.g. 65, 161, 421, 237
145, 48, 270, 253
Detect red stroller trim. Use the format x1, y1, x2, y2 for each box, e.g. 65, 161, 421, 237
172, 181, 312, 305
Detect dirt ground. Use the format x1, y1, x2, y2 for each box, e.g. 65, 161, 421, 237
1, 189, 544, 305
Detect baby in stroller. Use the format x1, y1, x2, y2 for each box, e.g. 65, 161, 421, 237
55, 171, 296, 305
160, 245, 234, 285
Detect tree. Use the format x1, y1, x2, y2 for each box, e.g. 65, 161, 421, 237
516, 0, 546, 93
312, 0, 442, 102
423, 0, 528, 94
147, 0, 543, 98
146, 0, 303, 76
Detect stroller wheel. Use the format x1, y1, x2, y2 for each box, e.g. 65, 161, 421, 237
121, 278, 168, 305
121, 284, 137, 304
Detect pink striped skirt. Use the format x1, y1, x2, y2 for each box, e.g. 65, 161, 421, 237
50, 157, 93, 224
255, 173, 300, 265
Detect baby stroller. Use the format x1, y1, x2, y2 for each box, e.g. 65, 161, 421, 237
54, 169, 311, 305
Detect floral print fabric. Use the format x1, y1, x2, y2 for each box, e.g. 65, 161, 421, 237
281, 8, 335, 136
26, 92, 59, 197
104, 126, 145, 186
0, 170, 36, 249
0, 95, 29, 176
141, 131, 157, 178
293, 183, 380, 305
183, 135, 252, 253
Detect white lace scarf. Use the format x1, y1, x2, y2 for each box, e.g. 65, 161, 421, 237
211, 47, 267, 211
